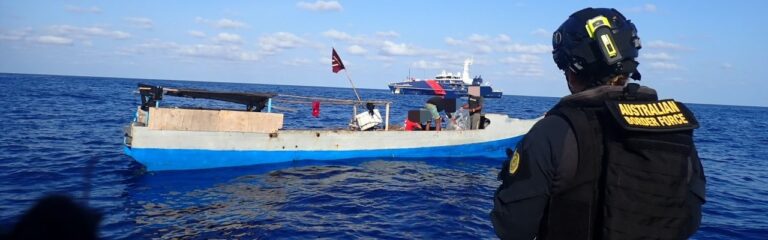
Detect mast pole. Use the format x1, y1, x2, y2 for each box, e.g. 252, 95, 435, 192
343, 70, 362, 103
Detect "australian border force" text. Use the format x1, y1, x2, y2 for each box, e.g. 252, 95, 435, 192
618, 100, 689, 127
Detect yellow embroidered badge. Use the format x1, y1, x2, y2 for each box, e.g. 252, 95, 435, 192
508, 150, 520, 175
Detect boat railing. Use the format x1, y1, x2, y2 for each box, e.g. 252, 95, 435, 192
276, 94, 392, 131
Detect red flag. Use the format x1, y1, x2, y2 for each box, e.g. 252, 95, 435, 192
332, 48, 345, 73
312, 101, 320, 117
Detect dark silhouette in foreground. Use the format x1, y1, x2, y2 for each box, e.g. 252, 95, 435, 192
4, 195, 101, 240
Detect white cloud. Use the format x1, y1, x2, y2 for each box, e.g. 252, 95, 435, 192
283, 58, 312, 66
642, 52, 675, 61
33, 35, 74, 45
177, 44, 260, 61
496, 34, 512, 43
642, 47, 686, 72
644, 4, 658, 12
646, 40, 689, 51
129, 40, 260, 61
214, 32, 243, 44
323, 29, 353, 41
66, 5, 102, 14
507, 65, 544, 77
380, 41, 418, 56
444, 37, 464, 46
531, 28, 549, 37
628, 4, 657, 13
188, 30, 206, 38
367, 55, 395, 62
721, 63, 732, 70
322, 29, 400, 47
473, 58, 495, 66
196, 17, 248, 29
412, 60, 442, 69
468, 34, 490, 43
0, 29, 31, 41
447, 34, 507, 45
445, 34, 550, 54
258, 32, 307, 54
2, 27, 131, 46
376, 31, 400, 38
50, 25, 131, 39
125, 40, 178, 54
433, 53, 466, 62
347, 45, 368, 55
500, 54, 541, 65
501, 43, 550, 54
125, 17, 153, 29
297, 1, 343, 11
216, 18, 247, 29
648, 62, 681, 70
475, 45, 493, 54
498, 53, 547, 77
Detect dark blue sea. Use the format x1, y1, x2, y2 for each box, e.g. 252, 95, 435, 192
0, 73, 766, 239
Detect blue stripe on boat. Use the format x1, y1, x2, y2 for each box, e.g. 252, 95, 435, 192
125, 135, 523, 171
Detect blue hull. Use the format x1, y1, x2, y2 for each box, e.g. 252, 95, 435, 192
124, 135, 522, 171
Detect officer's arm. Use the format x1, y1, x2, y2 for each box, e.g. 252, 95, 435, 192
491, 122, 557, 240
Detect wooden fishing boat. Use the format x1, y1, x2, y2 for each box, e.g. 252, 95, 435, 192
123, 84, 537, 171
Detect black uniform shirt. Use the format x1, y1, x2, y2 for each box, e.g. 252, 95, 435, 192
491, 115, 577, 240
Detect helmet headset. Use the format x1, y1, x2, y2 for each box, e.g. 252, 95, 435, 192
553, 8, 642, 87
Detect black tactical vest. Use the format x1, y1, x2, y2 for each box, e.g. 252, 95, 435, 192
540, 84, 700, 240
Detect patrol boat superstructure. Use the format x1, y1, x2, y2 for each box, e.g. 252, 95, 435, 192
388, 58, 503, 98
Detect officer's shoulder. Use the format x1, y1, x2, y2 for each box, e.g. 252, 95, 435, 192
526, 115, 572, 141
534, 114, 571, 130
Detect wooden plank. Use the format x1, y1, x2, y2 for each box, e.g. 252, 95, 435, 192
147, 107, 283, 133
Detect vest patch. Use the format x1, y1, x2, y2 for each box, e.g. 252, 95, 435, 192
508, 149, 520, 175
605, 100, 699, 132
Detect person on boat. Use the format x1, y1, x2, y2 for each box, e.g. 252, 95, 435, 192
403, 118, 423, 131
424, 93, 453, 131
462, 86, 484, 129
490, 8, 705, 240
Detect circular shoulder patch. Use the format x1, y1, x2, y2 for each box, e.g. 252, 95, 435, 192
508, 150, 520, 175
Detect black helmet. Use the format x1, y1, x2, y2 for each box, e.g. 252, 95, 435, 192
552, 8, 642, 85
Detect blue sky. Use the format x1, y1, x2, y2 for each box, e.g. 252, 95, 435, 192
1, 1, 766, 107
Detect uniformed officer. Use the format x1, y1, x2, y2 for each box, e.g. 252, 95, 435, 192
490, 8, 705, 240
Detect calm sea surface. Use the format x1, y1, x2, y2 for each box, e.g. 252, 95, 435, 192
0, 73, 766, 239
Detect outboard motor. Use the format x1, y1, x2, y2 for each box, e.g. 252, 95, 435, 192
480, 115, 490, 129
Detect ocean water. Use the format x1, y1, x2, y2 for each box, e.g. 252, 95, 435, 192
0, 73, 766, 239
